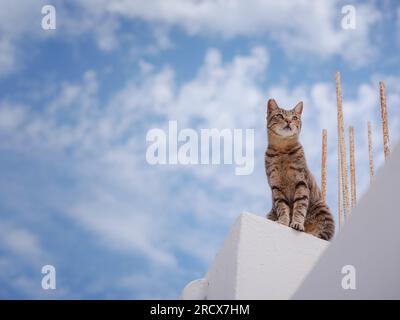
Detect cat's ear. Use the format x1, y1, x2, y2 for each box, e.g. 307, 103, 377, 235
293, 101, 303, 115
267, 99, 279, 113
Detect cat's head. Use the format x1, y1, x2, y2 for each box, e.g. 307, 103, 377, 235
266, 99, 303, 138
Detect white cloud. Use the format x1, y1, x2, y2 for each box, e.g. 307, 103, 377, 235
0, 222, 45, 262
70, 187, 178, 267
173, 46, 268, 128
0, 0, 65, 76
106, 0, 380, 64
0, 0, 383, 77
0, 47, 270, 273
0, 102, 27, 132
0, 0, 38, 75
0, 0, 119, 75
0, 38, 16, 75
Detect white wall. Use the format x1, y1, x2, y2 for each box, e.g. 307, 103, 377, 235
294, 144, 400, 299
181, 212, 328, 299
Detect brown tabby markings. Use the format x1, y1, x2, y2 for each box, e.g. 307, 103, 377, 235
265, 99, 335, 241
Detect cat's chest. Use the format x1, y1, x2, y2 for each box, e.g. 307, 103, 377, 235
269, 154, 301, 186
278, 156, 295, 179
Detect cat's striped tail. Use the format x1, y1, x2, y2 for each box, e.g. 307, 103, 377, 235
305, 200, 335, 241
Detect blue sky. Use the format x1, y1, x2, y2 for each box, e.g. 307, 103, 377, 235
0, 0, 399, 299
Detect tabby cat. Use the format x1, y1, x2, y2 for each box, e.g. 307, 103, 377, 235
265, 99, 335, 241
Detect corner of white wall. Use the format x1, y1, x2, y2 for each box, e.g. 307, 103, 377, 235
181, 212, 328, 300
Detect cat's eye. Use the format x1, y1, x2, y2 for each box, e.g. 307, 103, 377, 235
292, 116, 298, 120
275, 114, 284, 120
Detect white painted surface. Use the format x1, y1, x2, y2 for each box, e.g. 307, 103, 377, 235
180, 279, 208, 300
181, 212, 328, 300
294, 144, 400, 299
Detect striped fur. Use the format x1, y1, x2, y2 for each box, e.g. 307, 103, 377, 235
265, 99, 335, 241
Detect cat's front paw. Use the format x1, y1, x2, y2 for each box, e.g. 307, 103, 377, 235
290, 221, 305, 231
277, 216, 290, 226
